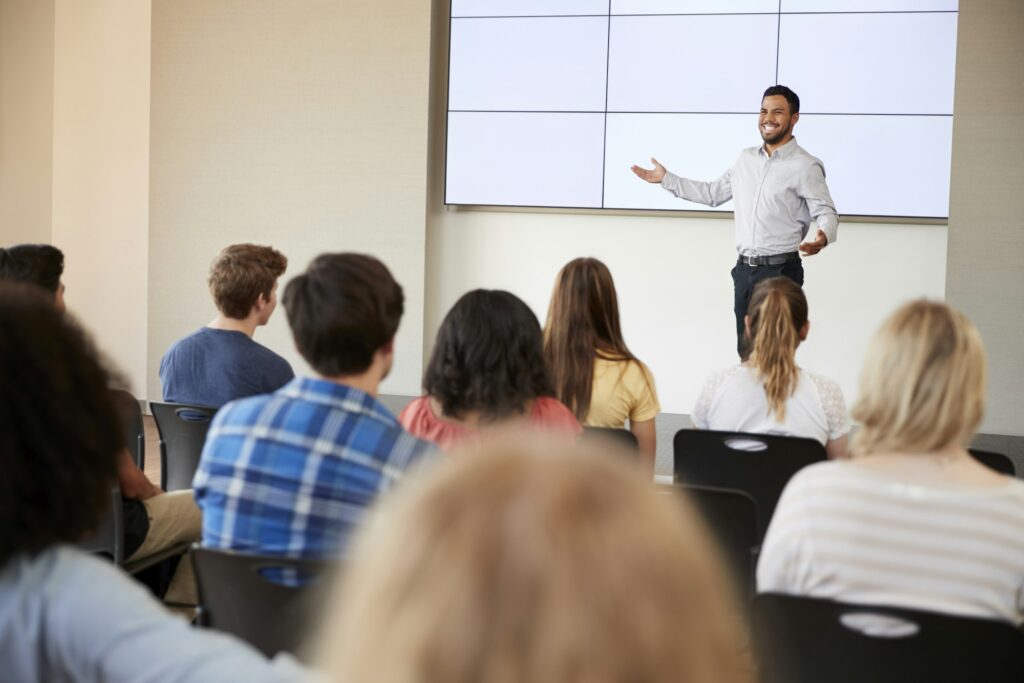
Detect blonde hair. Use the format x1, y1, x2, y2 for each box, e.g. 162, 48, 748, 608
313, 439, 751, 683
747, 277, 807, 421
852, 300, 986, 456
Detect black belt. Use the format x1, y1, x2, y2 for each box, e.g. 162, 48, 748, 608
737, 251, 800, 267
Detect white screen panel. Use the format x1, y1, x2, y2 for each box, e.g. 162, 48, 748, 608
796, 115, 953, 217
604, 113, 755, 210
446, 112, 606, 207
612, 0, 778, 14
608, 15, 777, 112
452, 0, 608, 17
449, 17, 608, 112
782, 1, 957, 11
778, 12, 957, 115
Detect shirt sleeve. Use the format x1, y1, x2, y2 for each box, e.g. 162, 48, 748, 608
808, 372, 851, 441
628, 363, 661, 423
660, 169, 733, 208
691, 368, 732, 430
798, 160, 839, 245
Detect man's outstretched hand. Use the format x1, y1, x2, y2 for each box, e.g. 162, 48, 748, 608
631, 158, 667, 183
799, 229, 828, 255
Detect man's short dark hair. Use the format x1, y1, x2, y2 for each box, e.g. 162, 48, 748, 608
283, 253, 403, 376
424, 289, 553, 422
762, 85, 800, 115
208, 244, 288, 319
0, 283, 123, 565
0, 244, 64, 293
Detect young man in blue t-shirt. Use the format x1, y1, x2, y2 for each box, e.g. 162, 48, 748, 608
160, 243, 294, 407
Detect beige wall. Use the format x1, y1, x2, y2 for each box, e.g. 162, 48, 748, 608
51, 0, 151, 396
946, 1, 1024, 436
0, 0, 54, 245
148, 0, 431, 398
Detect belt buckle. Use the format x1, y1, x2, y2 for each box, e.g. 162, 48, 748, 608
744, 254, 760, 267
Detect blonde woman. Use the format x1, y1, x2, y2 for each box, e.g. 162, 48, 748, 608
692, 277, 849, 459
758, 300, 1024, 624
313, 439, 752, 683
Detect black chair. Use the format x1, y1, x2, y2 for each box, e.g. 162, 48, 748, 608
78, 486, 125, 564
110, 388, 145, 470
970, 448, 1016, 476
150, 401, 218, 491
673, 429, 826, 541
676, 484, 758, 600
753, 593, 1024, 683
581, 426, 639, 452
191, 546, 336, 658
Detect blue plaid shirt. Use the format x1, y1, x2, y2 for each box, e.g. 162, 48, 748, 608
193, 377, 434, 562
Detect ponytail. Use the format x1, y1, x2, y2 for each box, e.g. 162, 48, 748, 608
747, 278, 807, 421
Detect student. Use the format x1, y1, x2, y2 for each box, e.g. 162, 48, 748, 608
543, 257, 660, 469
312, 438, 752, 683
194, 253, 433, 565
758, 300, 1024, 624
0, 243, 66, 311
0, 283, 307, 683
692, 277, 849, 459
400, 289, 581, 450
160, 243, 294, 407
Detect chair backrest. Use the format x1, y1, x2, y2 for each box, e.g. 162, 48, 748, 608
191, 546, 335, 658
969, 448, 1016, 476
753, 593, 1024, 683
77, 486, 124, 564
150, 401, 218, 491
110, 388, 145, 470
581, 426, 639, 452
673, 429, 826, 541
676, 484, 758, 600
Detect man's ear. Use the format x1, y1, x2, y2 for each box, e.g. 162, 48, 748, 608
791, 111, 800, 126
380, 337, 395, 355
743, 314, 752, 339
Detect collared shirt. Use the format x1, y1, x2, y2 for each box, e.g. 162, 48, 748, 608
193, 377, 434, 562
660, 137, 839, 256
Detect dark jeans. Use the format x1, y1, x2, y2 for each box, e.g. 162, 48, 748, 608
731, 257, 804, 358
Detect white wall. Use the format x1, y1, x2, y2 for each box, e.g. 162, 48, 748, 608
51, 0, 151, 396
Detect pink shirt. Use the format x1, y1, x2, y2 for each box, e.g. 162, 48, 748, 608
399, 396, 582, 451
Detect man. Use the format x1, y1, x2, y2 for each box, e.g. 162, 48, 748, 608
193, 253, 434, 566
160, 243, 294, 407
0, 243, 200, 580
632, 85, 838, 356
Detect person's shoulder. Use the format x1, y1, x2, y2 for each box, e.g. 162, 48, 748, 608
803, 368, 842, 392
162, 328, 209, 356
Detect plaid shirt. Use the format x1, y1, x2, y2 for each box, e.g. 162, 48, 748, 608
193, 377, 434, 562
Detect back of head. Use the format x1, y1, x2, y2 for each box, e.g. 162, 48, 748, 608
0, 283, 122, 566
425, 289, 552, 421
543, 258, 635, 420
314, 439, 751, 683
0, 244, 64, 293
747, 277, 807, 420
208, 243, 287, 319
852, 300, 986, 456
283, 252, 403, 376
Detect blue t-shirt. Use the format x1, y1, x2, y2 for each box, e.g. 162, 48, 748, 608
159, 327, 294, 408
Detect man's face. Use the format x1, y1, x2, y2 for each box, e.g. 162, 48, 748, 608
759, 95, 798, 146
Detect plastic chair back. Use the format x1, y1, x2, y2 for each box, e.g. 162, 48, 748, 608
581, 426, 639, 452
150, 401, 217, 491
78, 486, 124, 564
675, 484, 758, 599
753, 593, 1024, 683
110, 389, 145, 470
970, 448, 1016, 476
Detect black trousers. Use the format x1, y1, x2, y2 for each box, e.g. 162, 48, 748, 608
731, 257, 804, 357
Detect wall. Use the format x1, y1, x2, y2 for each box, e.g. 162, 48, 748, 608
0, 0, 54, 245
946, 0, 1024, 436
50, 0, 151, 396
148, 0, 431, 398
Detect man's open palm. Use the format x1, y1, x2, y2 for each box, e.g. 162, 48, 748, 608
631, 158, 666, 183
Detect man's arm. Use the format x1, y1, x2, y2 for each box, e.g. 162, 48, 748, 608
117, 449, 162, 500
798, 161, 838, 255
631, 158, 733, 207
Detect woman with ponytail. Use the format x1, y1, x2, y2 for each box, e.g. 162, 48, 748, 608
543, 258, 660, 470
692, 277, 848, 459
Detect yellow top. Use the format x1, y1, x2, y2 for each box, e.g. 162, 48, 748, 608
583, 358, 660, 428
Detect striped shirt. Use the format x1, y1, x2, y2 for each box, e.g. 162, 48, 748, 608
757, 461, 1024, 624
194, 377, 434, 564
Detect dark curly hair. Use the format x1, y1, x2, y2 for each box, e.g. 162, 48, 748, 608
424, 289, 553, 423
0, 243, 64, 293
0, 283, 123, 565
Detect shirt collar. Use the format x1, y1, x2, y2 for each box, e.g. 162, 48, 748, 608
277, 376, 398, 427
759, 136, 799, 160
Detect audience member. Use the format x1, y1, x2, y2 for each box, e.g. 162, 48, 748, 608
400, 289, 581, 450
160, 243, 294, 407
543, 257, 660, 469
692, 276, 849, 458
0, 283, 306, 682
0, 243, 200, 582
194, 253, 433, 566
758, 300, 1024, 624
313, 438, 752, 682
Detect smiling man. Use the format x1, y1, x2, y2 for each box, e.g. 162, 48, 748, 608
631, 85, 838, 357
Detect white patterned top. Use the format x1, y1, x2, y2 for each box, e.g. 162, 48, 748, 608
692, 365, 849, 445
